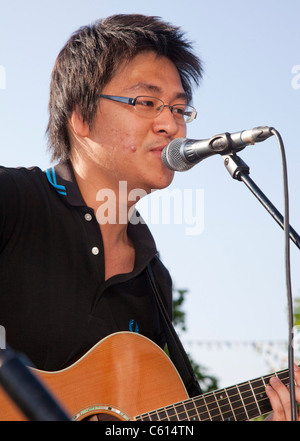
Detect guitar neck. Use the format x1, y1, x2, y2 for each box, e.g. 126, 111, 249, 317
136, 367, 291, 421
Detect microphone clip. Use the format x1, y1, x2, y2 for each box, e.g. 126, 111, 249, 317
222, 153, 250, 180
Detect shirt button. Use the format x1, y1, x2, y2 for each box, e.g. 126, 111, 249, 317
91, 247, 99, 256
84, 213, 93, 221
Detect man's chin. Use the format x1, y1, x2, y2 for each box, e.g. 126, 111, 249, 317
151, 170, 175, 192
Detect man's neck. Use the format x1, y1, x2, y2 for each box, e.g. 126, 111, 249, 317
70, 156, 135, 246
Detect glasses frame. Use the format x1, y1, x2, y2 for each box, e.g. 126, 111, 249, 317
98, 94, 197, 123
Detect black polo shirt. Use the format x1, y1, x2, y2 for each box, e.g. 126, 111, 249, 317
0, 161, 173, 371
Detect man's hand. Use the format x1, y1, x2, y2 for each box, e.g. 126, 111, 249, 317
265, 364, 300, 421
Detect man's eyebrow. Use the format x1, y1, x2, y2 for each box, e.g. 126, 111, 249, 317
125, 82, 188, 101
126, 82, 161, 94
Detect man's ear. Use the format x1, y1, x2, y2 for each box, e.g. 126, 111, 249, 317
70, 109, 90, 138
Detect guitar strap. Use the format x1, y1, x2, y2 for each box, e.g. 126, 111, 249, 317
146, 257, 202, 398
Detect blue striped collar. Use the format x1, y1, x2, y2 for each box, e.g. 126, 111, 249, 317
46, 167, 67, 196
45, 160, 86, 207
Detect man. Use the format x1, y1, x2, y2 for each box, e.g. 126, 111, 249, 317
0, 14, 201, 419
0, 14, 298, 421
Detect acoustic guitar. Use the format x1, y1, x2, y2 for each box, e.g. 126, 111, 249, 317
0, 332, 291, 421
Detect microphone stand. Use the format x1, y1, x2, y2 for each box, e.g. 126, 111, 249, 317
0, 345, 71, 421
222, 153, 300, 249
222, 151, 298, 421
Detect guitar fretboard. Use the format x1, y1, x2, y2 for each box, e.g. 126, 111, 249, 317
136, 368, 290, 421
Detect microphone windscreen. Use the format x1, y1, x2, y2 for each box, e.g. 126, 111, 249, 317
161, 138, 194, 172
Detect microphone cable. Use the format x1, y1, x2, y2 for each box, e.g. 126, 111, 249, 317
271, 128, 297, 421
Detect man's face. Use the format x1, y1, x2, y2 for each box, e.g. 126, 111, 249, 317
83, 51, 188, 193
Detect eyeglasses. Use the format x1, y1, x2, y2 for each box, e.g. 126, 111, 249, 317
98, 95, 197, 124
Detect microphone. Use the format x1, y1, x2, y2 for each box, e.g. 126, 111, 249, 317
161, 126, 274, 171
0, 346, 70, 421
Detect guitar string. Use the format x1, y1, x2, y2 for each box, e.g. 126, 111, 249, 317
138, 371, 291, 421
141, 389, 276, 422
142, 390, 270, 422
138, 366, 293, 421
162, 372, 289, 421
160, 374, 288, 421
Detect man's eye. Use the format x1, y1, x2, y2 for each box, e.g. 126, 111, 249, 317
137, 99, 155, 107
173, 107, 185, 115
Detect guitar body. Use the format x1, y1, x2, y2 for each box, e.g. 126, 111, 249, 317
0, 332, 188, 421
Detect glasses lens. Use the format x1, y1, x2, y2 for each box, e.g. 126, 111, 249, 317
135, 96, 163, 117
134, 96, 197, 123
172, 105, 197, 123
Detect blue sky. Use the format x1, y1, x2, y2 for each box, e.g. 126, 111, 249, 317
1, 0, 300, 389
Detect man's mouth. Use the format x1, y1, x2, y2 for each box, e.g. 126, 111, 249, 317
149, 145, 167, 157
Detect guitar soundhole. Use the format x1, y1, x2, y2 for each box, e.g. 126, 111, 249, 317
82, 413, 122, 422
73, 404, 130, 421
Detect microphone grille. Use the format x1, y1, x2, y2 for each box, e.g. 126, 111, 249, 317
161, 138, 194, 172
